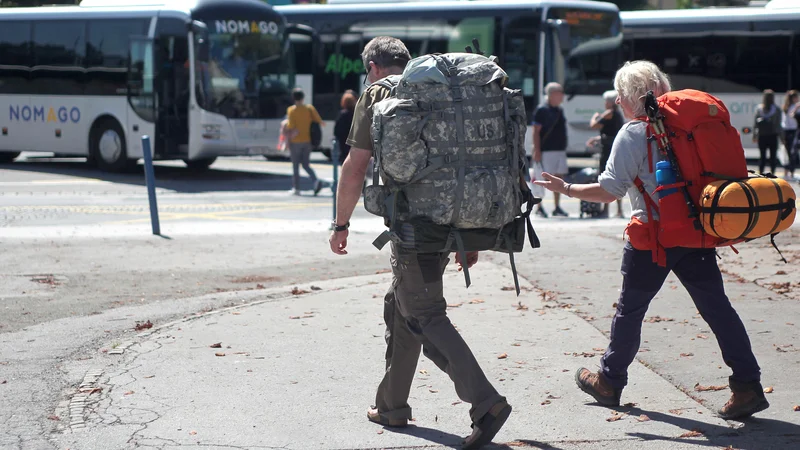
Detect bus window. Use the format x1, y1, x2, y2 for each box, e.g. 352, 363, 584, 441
631, 34, 792, 93
503, 16, 539, 111
0, 21, 31, 94
86, 19, 150, 96
31, 20, 86, 95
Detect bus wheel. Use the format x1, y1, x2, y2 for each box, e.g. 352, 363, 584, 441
90, 119, 135, 172
183, 157, 217, 171
0, 152, 20, 163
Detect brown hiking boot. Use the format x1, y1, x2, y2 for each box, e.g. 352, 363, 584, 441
367, 407, 408, 428
575, 368, 621, 406
718, 391, 770, 420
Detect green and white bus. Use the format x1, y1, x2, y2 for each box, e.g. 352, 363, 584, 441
0, 0, 314, 171
274, 0, 623, 159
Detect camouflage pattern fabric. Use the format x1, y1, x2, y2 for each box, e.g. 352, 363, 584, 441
370, 53, 528, 230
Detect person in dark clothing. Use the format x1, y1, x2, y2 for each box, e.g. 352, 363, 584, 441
333, 90, 357, 165
589, 90, 625, 218
531, 82, 568, 218
753, 89, 782, 175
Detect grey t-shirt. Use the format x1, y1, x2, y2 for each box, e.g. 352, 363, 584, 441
598, 120, 662, 223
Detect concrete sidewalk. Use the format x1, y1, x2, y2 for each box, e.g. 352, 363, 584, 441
53, 264, 742, 450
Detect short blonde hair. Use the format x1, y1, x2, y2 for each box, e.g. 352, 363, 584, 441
613, 61, 671, 118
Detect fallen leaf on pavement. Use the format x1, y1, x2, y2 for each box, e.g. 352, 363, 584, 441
189, 431, 197, 435
680, 353, 694, 357
636, 415, 651, 422
546, 395, 561, 400
624, 402, 638, 408
497, 353, 508, 359
452, 401, 462, 406
419, 369, 428, 375
612, 302, 618, 308
144, 375, 155, 379
679, 429, 704, 438
231, 312, 241, 315
516, 302, 528, 311
377, 430, 384, 435
124, 391, 134, 396
695, 383, 728, 392
134, 320, 153, 331
311, 286, 322, 291
214, 352, 225, 357
501, 286, 515, 291
669, 409, 684, 415
291, 287, 310, 295
429, 389, 439, 393
696, 334, 709, 340
541, 400, 551, 405
606, 411, 626, 422
469, 299, 485, 304
1, 380, 5, 384
80, 387, 102, 394
47, 415, 60, 421
289, 316, 301, 319
776, 270, 787, 275
447, 303, 463, 308
593, 348, 605, 352
644, 316, 674, 323
511, 343, 521, 347
793, 405, 800, 411
209, 343, 222, 348
764, 387, 774, 393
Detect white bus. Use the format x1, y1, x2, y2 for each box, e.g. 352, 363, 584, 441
0, 0, 315, 171
274, 0, 623, 160
621, 0, 800, 156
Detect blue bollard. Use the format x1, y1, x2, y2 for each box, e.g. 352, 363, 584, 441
141, 136, 161, 236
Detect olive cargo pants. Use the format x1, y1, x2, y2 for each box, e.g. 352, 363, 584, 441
374, 244, 505, 422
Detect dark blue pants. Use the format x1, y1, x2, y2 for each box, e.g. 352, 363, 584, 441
601, 243, 762, 390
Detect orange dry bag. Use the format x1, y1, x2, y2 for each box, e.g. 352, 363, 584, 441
701, 176, 796, 240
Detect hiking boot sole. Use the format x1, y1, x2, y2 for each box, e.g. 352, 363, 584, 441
718, 398, 770, 420
462, 402, 512, 450
575, 369, 621, 407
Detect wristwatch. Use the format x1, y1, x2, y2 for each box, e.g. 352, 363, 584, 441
332, 221, 350, 232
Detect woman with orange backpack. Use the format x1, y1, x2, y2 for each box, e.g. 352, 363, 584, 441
534, 60, 770, 421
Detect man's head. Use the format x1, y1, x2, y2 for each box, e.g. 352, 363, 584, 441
292, 87, 305, 103
545, 82, 564, 107
361, 36, 411, 85
602, 90, 618, 109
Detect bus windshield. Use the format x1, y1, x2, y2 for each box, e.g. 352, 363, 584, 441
196, 23, 293, 119
551, 8, 622, 97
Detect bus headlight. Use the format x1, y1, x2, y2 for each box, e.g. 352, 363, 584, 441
202, 124, 222, 140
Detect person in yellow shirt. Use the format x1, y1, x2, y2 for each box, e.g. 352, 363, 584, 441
286, 88, 324, 195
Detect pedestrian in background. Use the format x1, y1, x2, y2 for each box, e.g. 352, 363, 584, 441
531, 82, 569, 218
589, 90, 624, 218
781, 89, 799, 181
334, 89, 357, 165
328, 36, 511, 450
753, 89, 782, 175
534, 60, 769, 421
286, 87, 324, 195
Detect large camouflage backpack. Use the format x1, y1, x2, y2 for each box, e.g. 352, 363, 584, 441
363, 46, 541, 294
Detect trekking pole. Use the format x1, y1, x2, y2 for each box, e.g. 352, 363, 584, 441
644, 92, 703, 230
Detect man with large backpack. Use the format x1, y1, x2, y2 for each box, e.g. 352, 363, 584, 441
328, 36, 517, 449
535, 60, 772, 421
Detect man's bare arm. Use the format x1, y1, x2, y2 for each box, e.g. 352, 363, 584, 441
335, 148, 372, 226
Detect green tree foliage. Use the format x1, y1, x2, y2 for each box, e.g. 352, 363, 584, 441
1, 0, 79, 6
609, 0, 650, 11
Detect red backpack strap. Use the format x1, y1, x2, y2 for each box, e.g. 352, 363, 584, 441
634, 177, 667, 267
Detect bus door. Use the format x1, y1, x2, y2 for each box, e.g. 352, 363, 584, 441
127, 36, 157, 160
154, 35, 191, 158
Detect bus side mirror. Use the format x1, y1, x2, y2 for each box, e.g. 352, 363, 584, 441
547, 19, 572, 53
190, 20, 210, 61
286, 23, 321, 67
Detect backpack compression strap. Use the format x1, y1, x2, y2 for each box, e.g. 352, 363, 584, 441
634, 177, 667, 267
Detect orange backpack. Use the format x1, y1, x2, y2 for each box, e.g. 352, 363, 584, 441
626, 89, 795, 266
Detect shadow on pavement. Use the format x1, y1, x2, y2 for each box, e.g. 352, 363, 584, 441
0, 158, 320, 193
622, 407, 800, 449
391, 424, 520, 449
